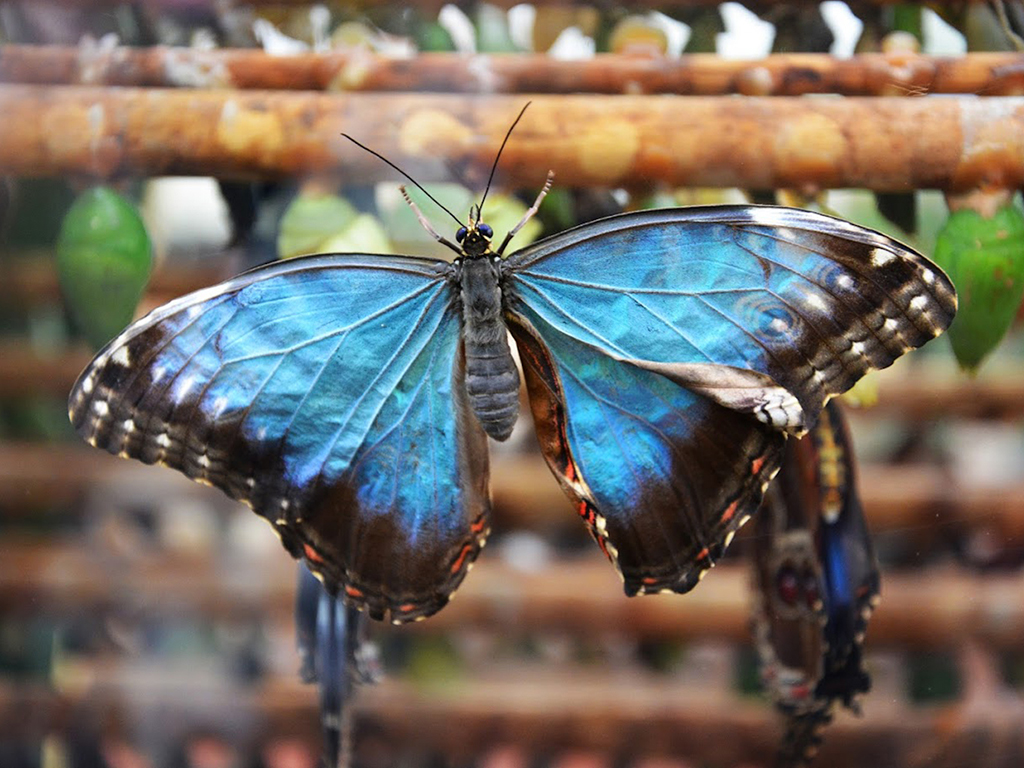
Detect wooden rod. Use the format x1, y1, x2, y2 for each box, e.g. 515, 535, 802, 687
0, 672, 997, 768
4, 46, 1024, 96
1, 535, 1022, 651
2, 86, 1023, 190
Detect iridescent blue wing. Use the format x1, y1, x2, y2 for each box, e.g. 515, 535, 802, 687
502, 205, 954, 595
69, 254, 489, 623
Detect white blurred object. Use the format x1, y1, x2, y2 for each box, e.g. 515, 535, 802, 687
252, 17, 309, 54
439, 4, 476, 52
718, 2, 774, 58
821, 1, 863, 57
547, 25, 595, 60
141, 177, 232, 261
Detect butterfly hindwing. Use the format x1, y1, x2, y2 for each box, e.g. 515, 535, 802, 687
69, 254, 490, 623
503, 205, 954, 592
510, 309, 786, 594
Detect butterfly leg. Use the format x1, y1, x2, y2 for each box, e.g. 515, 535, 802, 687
399, 185, 463, 255
496, 170, 555, 256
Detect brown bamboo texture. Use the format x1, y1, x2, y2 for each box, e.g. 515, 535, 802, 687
2, 86, 1024, 190
4, 46, 1024, 96
2, 537, 1022, 652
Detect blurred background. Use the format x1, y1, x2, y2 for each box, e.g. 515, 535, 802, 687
1, 2, 1024, 767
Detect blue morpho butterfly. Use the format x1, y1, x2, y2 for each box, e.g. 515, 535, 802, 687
68, 107, 956, 623
753, 400, 878, 767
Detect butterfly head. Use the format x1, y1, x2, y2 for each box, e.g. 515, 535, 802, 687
456, 204, 495, 258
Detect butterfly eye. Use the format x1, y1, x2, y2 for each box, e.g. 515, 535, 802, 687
478, 223, 493, 238
456, 226, 467, 242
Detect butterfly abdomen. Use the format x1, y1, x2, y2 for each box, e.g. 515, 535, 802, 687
458, 256, 520, 441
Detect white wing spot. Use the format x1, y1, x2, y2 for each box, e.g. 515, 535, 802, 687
152, 366, 167, 384
805, 294, 827, 311
769, 317, 789, 334
175, 375, 196, 400
256, 426, 268, 441
836, 274, 854, 290
212, 396, 229, 417
910, 295, 929, 311
921, 268, 935, 285
197, 454, 210, 468
871, 247, 896, 267
122, 418, 135, 433
156, 433, 172, 448
111, 346, 131, 367
850, 341, 866, 356
187, 305, 202, 320
81, 376, 94, 395
884, 318, 899, 331
93, 400, 109, 417
743, 208, 789, 227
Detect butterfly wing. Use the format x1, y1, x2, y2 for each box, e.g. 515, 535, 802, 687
754, 401, 877, 767
510, 316, 785, 593
69, 254, 489, 623
503, 205, 954, 594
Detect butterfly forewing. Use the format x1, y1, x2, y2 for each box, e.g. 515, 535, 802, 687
503, 205, 954, 594
69, 253, 490, 623
505, 206, 956, 435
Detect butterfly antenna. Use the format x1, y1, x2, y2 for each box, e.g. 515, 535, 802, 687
341, 133, 465, 228
477, 101, 532, 218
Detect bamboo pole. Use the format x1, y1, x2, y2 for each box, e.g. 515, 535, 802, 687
1, 537, 1023, 650
0, 673, 990, 768
2, 86, 1023, 190
4, 46, 1024, 96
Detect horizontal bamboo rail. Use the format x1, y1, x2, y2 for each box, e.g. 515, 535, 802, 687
2, 535, 1023, 650
2, 87, 1023, 190
4, 46, 1024, 96
5, 669, 1014, 768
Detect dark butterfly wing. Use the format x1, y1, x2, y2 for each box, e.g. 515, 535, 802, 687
754, 401, 878, 767
69, 254, 489, 623
510, 311, 785, 594
505, 206, 955, 435
502, 205, 953, 593
296, 566, 379, 768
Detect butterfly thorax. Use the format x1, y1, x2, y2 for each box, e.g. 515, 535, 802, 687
457, 252, 520, 441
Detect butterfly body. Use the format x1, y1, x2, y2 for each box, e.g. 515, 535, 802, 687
458, 252, 520, 441
70, 205, 956, 623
